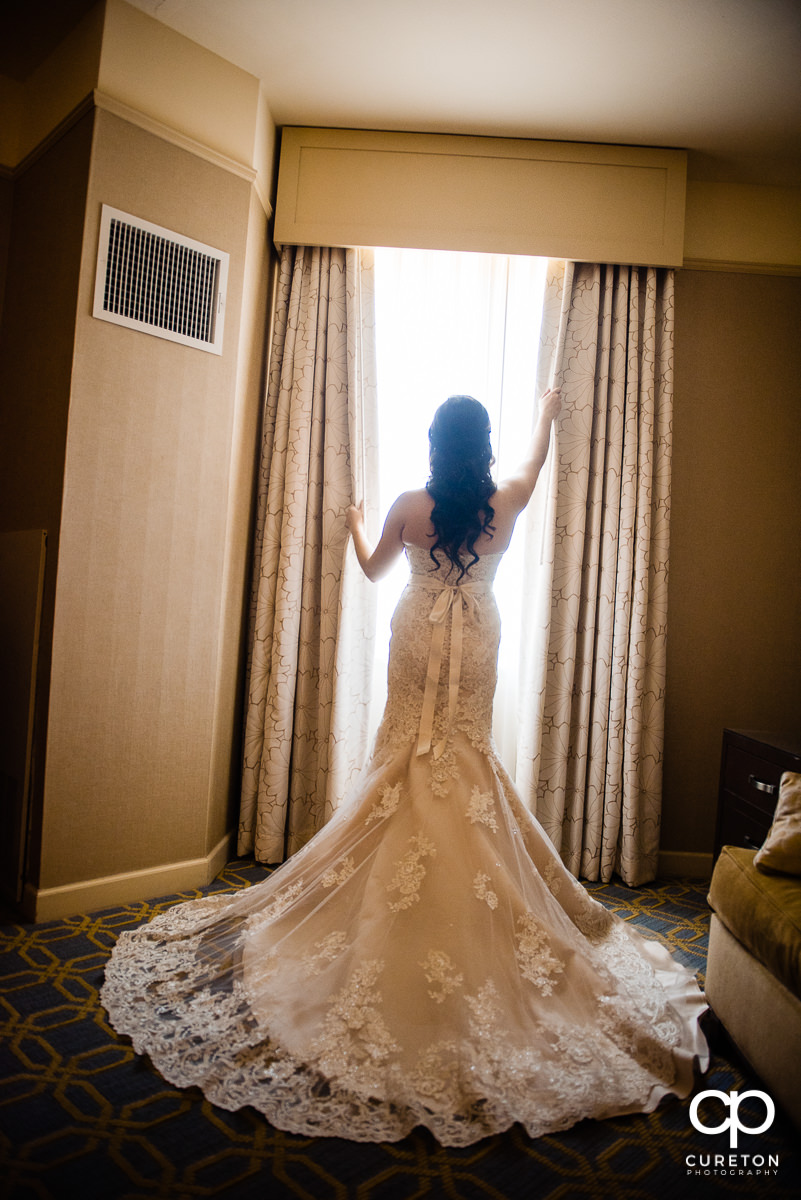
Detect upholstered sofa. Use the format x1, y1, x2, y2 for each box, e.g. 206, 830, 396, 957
706, 772, 801, 1127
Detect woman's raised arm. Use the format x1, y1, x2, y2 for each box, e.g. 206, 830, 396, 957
495, 387, 561, 516
345, 494, 409, 582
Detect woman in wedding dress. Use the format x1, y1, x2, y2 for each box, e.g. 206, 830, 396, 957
102, 389, 708, 1147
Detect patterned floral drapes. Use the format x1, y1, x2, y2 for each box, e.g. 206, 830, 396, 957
238, 245, 379, 863
516, 261, 674, 887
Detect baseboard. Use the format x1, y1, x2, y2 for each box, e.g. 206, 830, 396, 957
21, 837, 709, 920
657, 849, 714, 879
23, 831, 236, 922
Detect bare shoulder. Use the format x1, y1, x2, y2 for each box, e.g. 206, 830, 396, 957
395, 486, 431, 507
388, 487, 432, 520
491, 476, 533, 519
391, 488, 435, 547
487, 478, 516, 513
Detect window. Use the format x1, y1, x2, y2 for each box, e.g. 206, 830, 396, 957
371, 248, 548, 772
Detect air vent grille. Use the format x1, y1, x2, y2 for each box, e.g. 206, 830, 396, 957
93, 206, 228, 354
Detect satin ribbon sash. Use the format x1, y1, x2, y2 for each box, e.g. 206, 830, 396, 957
408, 575, 492, 759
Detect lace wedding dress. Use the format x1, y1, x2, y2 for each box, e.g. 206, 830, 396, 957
102, 546, 708, 1147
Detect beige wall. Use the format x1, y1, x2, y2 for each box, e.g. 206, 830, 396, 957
0, 0, 277, 915
38, 109, 270, 891
684, 182, 801, 274
1, 5, 104, 170
0, 1, 267, 182
98, 0, 262, 170
663, 270, 801, 856
0, 112, 96, 881
0, 171, 13, 325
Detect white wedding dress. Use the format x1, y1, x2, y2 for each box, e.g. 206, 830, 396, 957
102, 546, 708, 1147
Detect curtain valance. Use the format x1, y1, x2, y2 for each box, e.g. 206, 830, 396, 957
275, 128, 687, 267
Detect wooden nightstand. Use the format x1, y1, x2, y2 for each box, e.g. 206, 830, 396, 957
714, 729, 801, 859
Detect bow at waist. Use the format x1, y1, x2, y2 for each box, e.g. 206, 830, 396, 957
407, 574, 492, 758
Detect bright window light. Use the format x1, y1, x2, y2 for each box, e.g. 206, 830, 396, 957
371, 248, 548, 775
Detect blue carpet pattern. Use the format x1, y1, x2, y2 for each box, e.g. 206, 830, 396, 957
1, 862, 798, 1199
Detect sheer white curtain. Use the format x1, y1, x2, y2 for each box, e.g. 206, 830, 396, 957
371, 248, 547, 770
515, 261, 674, 886
239, 246, 378, 863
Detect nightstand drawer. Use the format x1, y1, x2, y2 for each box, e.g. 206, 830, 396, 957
714, 730, 801, 860
723, 745, 783, 817
716, 797, 773, 854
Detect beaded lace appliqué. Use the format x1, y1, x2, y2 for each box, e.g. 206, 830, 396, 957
409, 1041, 461, 1105
266, 881, 304, 919
572, 896, 616, 941
542, 860, 562, 896
386, 834, 436, 912
515, 913, 565, 995
473, 872, 499, 909
309, 960, 398, 1094
322, 857, 356, 888
466, 786, 499, 831
419, 950, 464, 1003
302, 931, 349, 976
465, 979, 507, 1040
365, 782, 402, 825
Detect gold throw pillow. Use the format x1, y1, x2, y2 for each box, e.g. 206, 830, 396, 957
754, 771, 801, 876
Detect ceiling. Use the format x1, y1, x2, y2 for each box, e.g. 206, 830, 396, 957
1, 0, 99, 79
6, 0, 801, 185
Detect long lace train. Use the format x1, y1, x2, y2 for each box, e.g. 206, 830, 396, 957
102, 547, 708, 1145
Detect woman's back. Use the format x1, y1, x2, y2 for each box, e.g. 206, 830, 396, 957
392, 487, 520, 557
347, 389, 562, 581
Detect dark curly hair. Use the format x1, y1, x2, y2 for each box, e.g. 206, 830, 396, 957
426, 395, 496, 580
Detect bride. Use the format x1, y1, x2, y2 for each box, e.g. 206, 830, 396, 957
102, 388, 708, 1147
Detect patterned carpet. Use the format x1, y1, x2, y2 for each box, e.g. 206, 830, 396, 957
1, 862, 798, 1200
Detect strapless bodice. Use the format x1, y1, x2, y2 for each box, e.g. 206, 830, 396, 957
405, 544, 503, 584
